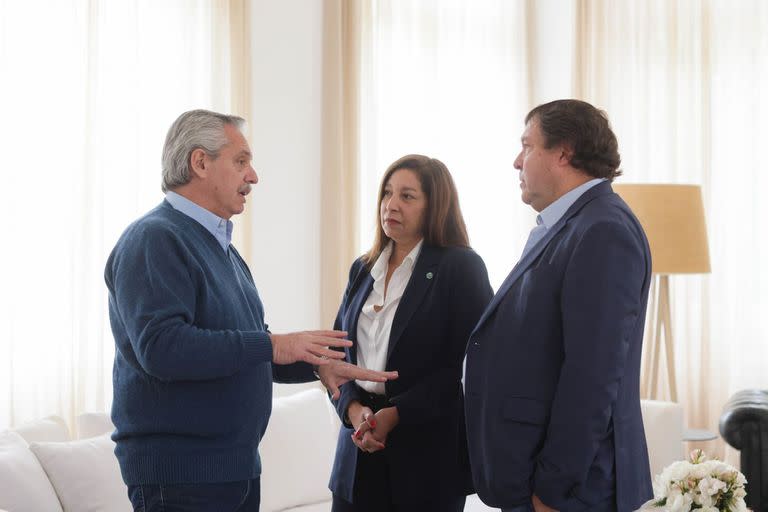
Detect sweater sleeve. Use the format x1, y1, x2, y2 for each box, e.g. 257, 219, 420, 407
106, 225, 273, 382
272, 362, 316, 383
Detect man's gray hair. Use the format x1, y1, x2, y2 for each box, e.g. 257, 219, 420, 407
161, 109, 246, 192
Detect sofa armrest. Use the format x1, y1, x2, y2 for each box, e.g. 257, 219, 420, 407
719, 389, 768, 512
641, 399, 684, 477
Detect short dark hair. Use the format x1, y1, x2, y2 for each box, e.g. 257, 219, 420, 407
525, 99, 622, 180
363, 154, 469, 268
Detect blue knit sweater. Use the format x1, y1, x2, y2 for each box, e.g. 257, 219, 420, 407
105, 200, 290, 485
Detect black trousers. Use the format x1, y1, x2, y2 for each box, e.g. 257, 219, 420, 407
331, 449, 466, 512
332, 493, 466, 512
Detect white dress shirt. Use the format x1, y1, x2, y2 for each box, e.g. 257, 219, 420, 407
165, 191, 233, 252
356, 240, 423, 393
519, 178, 605, 260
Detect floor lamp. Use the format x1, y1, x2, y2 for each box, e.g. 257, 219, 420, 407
613, 184, 711, 402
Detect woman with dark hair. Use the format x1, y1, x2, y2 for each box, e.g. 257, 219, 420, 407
328, 154, 493, 511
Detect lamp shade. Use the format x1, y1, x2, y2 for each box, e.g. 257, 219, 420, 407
613, 184, 711, 274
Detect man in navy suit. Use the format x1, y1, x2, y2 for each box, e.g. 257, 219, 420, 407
464, 99, 653, 512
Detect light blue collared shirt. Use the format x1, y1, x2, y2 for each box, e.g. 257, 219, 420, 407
520, 178, 605, 260
165, 191, 233, 252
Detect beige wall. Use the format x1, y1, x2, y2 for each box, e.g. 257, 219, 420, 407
247, 0, 324, 336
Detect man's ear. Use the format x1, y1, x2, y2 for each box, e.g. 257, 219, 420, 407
189, 148, 208, 179
557, 144, 574, 167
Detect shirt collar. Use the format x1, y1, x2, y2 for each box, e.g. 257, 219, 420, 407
370, 239, 424, 280
538, 178, 605, 229
165, 191, 233, 252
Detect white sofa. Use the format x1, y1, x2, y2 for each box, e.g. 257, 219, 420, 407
0, 390, 683, 512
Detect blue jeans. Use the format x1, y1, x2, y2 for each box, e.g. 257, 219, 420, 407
127, 478, 260, 512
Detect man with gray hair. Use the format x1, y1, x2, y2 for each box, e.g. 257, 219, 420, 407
105, 109, 397, 510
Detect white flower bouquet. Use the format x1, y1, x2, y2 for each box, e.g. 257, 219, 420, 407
639, 450, 748, 512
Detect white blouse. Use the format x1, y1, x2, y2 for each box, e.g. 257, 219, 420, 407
355, 240, 423, 393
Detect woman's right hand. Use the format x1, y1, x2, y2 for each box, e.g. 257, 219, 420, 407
347, 401, 385, 453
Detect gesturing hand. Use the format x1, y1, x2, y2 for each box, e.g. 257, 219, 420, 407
270, 330, 351, 365
317, 361, 398, 400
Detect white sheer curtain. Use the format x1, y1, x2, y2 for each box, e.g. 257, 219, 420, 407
0, 0, 245, 429
355, 0, 768, 461
706, 0, 768, 458
571, 0, 768, 461
707, 0, 768, 394
573, 0, 719, 448
355, 0, 535, 288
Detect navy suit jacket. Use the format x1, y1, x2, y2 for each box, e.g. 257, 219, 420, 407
329, 245, 493, 504
464, 181, 653, 512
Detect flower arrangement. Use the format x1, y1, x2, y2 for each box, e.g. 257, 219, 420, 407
640, 449, 748, 511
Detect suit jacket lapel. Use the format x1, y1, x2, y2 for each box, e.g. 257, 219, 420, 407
470, 223, 567, 335
471, 181, 614, 337
346, 271, 373, 365
386, 245, 440, 360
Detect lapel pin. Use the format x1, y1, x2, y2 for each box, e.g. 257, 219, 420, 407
426, 272, 433, 280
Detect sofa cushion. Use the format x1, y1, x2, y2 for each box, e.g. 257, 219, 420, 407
29, 433, 131, 512
281, 503, 331, 512
13, 415, 70, 444
0, 430, 63, 512
260, 387, 341, 512
465, 493, 499, 511
76, 412, 114, 439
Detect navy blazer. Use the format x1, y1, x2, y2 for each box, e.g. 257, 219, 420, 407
464, 182, 653, 512
329, 245, 493, 504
